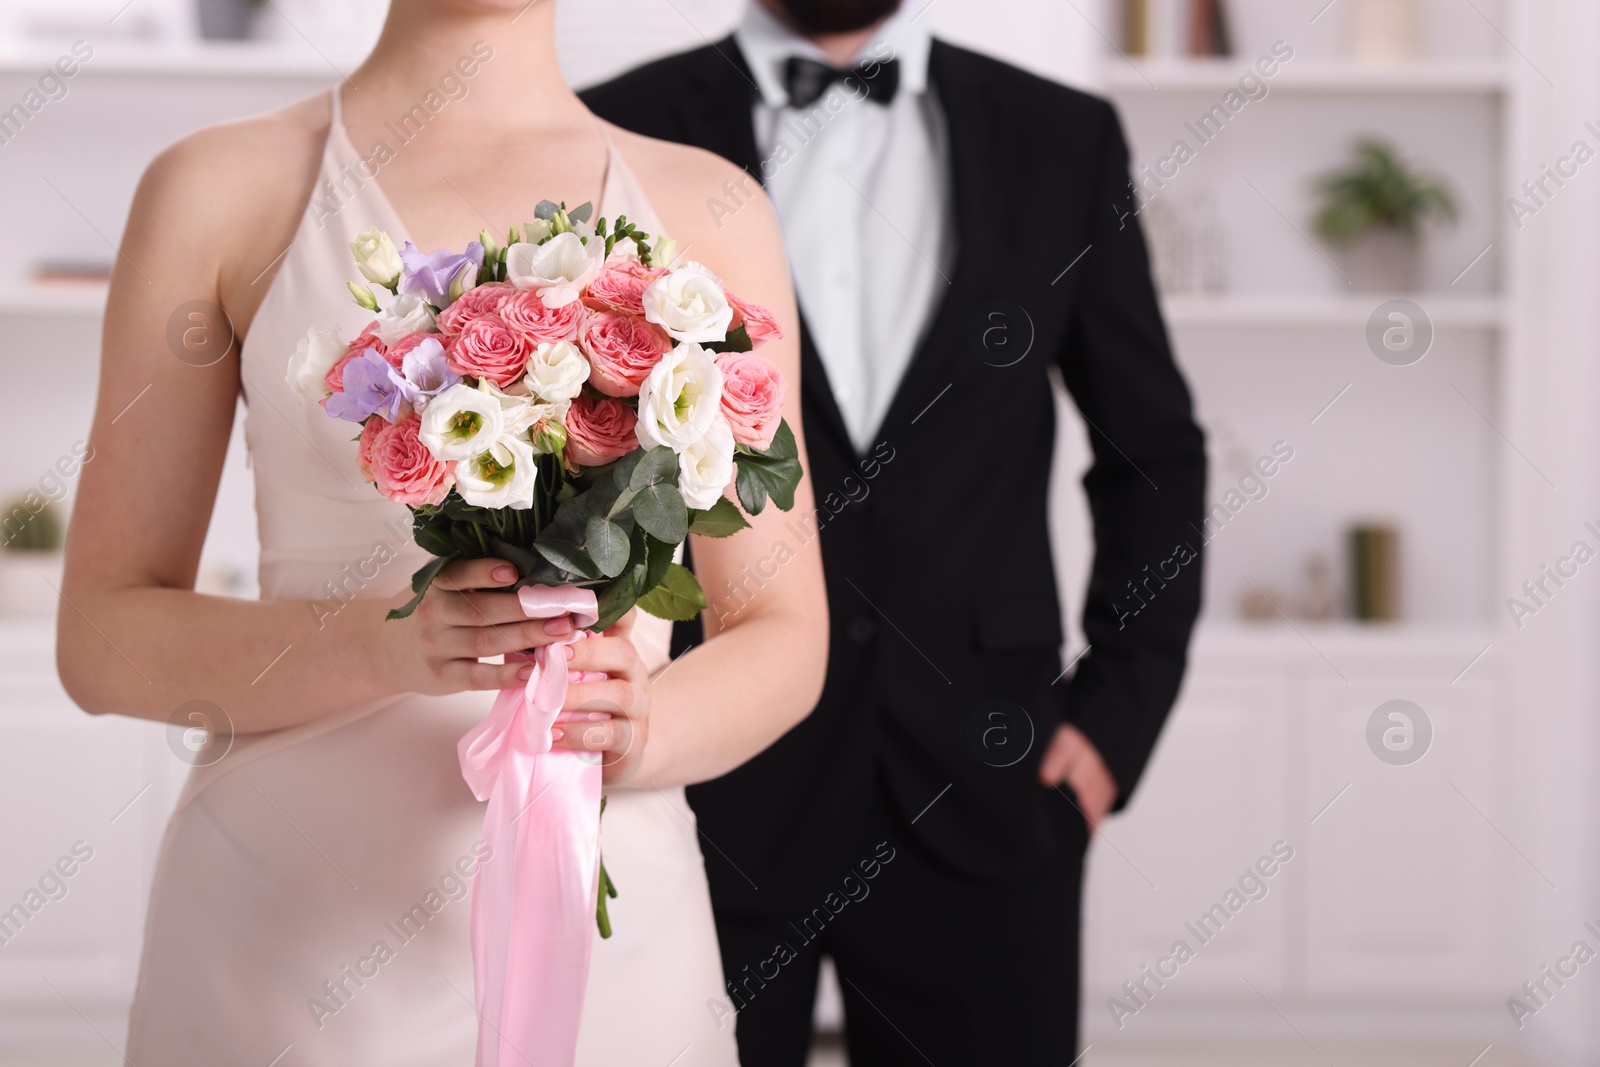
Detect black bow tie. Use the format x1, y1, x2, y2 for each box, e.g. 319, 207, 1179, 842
782, 55, 901, 109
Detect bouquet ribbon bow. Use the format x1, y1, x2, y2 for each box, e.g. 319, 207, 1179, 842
457, 585, 603, 1067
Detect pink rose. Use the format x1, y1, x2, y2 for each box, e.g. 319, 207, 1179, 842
500, 290, 585, 347
716, 352, 787, 450
356, 416, 384, 480
437, 282, 514, 338
579, 312, 671, 397
326, 322, 387, 394
384, 332, 433, 367
726, 291, 782, 348
565, 396, 639, 467
446, 313, 530, 388
584, 260, 666, 317
371, 413, 452, 505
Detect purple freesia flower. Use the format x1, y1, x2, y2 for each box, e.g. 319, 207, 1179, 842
399, 241, 486, 307
325, 348, 401, 423
387, 338, 460, 411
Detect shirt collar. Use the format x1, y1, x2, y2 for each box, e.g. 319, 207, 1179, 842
734, 2, 933, 110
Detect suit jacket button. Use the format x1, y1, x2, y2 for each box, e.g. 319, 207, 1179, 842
846, 617, 878, 644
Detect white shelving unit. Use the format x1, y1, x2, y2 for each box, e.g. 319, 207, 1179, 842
1077, 0, 1523, 1051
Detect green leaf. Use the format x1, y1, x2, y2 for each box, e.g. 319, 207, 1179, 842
586, 513, 630, 578
732, 420, 801, 515
592, 526, 650, 631
635, 563, 706, 622
569, 201, 593, 224
704, 322, 753, 354
386, 555, 453, 620
609, 445, 678, 517
633, 482, 688, 542
642, 532, 675, 594
534, 199, 560, 220
688, 496, 751, 538
533, 494, 601, 579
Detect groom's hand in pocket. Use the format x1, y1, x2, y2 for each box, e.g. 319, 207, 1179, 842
556, 609, 652, 785
1038, 724, 1118, 835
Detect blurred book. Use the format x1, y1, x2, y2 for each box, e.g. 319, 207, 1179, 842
31, 260, 113, 285
1349, 524, 1400, 622
1122, 0, 1232, 57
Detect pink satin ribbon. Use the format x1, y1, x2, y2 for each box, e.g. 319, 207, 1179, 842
457, 586, 603, 1067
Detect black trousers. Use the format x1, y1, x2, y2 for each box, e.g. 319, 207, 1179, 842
711, 792, 1089, 1067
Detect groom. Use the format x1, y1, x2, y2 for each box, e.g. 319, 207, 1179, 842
585, 0, 1206, 1061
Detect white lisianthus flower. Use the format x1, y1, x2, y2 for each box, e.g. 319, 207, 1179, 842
456, 433, 538, 510
523, 340, 590, 404
285, 326, 345, 402
648, 235, 679, 270
504, 232, 605, 308
373, 290, 436, 344
636, 342, 724, 453
477, 378, 569, 437
350, 228, 403, 289
641, 262, 733, 343
678, 418, 735, 510
521, 218, 554, 244
420, 382, 504, 461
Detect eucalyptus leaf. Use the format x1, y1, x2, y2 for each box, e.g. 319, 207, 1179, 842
534, 200, 560, 220
633, 482, 688, 542
642, 531, 675, 594
586, 514, 631, 577
569, 202, 593, 223
635, 563, 707, 622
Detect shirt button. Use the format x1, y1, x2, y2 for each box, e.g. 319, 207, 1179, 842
846, 618, 878, 644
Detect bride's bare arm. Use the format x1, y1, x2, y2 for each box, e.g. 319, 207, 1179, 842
58, 115, 566, 731
568, 143, 829, 788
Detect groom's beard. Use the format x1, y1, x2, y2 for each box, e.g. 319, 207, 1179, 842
769, 0, 901, 34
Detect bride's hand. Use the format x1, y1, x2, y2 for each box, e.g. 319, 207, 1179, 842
555, 609, 652, 785
381, 558, 578, 696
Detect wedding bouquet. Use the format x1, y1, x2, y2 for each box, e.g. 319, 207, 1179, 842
287, 201, 800, 628
286, 202, 799, 1067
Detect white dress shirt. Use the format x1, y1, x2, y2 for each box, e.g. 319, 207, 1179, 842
735, 2, 953, 452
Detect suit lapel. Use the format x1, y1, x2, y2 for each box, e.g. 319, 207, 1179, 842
873, 41, 1002, 445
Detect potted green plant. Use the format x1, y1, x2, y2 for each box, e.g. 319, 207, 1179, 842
0, 497, 64, 617
1313, 139, 1458, 293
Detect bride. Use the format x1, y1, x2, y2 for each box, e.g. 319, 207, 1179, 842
55, 1, 827, 1063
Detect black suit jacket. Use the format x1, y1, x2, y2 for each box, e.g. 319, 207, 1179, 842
584, 39, 1206, 913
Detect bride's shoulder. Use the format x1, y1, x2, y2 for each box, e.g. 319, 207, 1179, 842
127, 93, 329, 261
604, 125, 782, 262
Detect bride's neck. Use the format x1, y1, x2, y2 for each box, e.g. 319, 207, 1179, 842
352, 1, 588, 130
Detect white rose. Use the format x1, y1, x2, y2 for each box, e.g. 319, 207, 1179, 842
285, 326, 345, 402
373, 290, 436, 344
478, 378, 569, 437
504, 232, 605, 308
456, 433, 538, 510
678, 418, 735, 510
350, 228, 402, 289
420, 382, 504, 461
641, 262, 733, 343
636, 342, 724, 453
523, 340, 589, 404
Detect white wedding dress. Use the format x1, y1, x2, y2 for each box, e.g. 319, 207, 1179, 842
124, 90, 740, 1067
